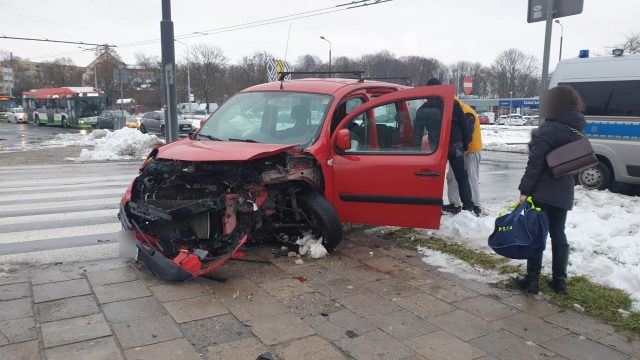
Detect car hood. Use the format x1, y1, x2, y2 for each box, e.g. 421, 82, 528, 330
155, 139, 297, 162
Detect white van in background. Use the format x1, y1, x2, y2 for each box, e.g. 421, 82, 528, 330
549, 51, 640, 190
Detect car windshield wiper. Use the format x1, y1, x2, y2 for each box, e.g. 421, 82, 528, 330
227, 138, 260, 143
197, 133, 221, 141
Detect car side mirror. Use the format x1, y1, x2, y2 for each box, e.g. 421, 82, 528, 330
336, 129, 351, 151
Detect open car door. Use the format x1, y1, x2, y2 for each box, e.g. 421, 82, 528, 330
329, 85, 455, 229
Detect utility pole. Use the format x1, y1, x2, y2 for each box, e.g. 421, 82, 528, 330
9, 52, 13, 97
539, 0, 555, 124
161, 0, 178, 142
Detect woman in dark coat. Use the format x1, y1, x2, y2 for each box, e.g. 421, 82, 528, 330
515, 86, 586, 295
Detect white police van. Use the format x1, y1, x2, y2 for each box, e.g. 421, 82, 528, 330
549, 51, 640, 190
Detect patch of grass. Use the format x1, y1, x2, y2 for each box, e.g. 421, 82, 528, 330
411, 237, 511, 271
381, 228, 419, 241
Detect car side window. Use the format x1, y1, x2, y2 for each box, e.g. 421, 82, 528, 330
331, 97, 366, 134
342, 96, 443, 154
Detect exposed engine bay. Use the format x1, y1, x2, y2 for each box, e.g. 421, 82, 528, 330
119, 152, 340, 281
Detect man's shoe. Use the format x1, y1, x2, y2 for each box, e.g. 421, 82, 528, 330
442, 204, 462, 214
549, 278, 568, 295
472, 205, 482, 217
514, 275, 539, 294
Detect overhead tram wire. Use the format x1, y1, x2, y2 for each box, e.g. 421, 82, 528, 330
116, 0, 393, 49
18, 0, 393, 61
0, 36, 115, 48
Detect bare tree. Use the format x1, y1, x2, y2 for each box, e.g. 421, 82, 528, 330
189, 44, 227, 111
619, 32, 640, 54
226, 51, 273, 95
488, 49, 540, 98
400, 56, 445, 86
41, 57, 82, 87
295, 55, 323, 72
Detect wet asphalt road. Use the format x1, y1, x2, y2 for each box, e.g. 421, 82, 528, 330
0, 121, 90, 151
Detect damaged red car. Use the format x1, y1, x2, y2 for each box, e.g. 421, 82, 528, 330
118, 76, 456, 281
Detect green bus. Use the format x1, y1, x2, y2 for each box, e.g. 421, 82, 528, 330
22, 87, 106, 127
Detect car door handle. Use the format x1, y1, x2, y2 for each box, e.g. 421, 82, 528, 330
415, 171, 440, 177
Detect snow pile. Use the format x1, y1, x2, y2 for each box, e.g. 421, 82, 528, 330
481, 125, 533, 153
295, 233, 328, 259
419, 248, 505, 284
423, 187, 640, 310
41, 129, 108, 148
77, 128, 162, 161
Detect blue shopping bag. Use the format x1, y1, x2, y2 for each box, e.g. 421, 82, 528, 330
488, 197, 549, 260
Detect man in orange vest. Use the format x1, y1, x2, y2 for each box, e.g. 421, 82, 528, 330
443, 98, 483, 216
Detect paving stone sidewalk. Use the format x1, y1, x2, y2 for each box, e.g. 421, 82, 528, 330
0, 230, 638, 360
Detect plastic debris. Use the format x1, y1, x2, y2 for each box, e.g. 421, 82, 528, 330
295, 258, 304, 265
573, 304, 585, 312
295, 233, 328, 259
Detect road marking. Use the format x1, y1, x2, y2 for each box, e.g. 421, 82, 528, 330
0, 175, 134, 187
0, 209, 118, 226
0, 243, 119, 264
0, 223, 122, 245
0, 181, 130, 194
0, 197, 121, 214
0, 188, 125, 202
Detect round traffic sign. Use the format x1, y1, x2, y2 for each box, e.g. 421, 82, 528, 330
463, 76, 473, 94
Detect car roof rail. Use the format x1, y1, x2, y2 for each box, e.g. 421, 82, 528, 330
361, 76, 412, 85
278, 71, 366, 81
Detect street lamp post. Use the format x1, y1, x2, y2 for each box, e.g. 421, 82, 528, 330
554, 19, 564, 62
509, 91, 513, 116
320, 36, 332, 75
175, 39, 192, 113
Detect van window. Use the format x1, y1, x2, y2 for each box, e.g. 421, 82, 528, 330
560, 80, 640, 117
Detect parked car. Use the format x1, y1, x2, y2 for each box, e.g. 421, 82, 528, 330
119, 78, 457, 281
96, 110, 133, 129
507, 113, 526, 126
139, 110, 193, 136
496, 114, 509, 125
478, 113, 491, 124
6, 107, 27, 123
525, 115, 540, 126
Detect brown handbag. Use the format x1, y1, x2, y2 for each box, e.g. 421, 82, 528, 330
546, 127, 598, 178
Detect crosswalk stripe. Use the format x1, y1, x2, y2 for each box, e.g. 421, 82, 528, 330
0, 223, 122, 245
0, 181, 129, 194
0, 197, 121, 214
0, 243, 120, 264
0, 209, 118, 226
0, 175, 134, 187
0, 188, 125, 202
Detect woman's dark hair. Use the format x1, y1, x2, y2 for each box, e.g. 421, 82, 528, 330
542, 85, 585, 118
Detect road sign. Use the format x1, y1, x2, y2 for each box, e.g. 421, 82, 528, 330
463, 76, 473, 95
527, 0, 583, 23
267, 59, 291, 82
112, 68, 128, 84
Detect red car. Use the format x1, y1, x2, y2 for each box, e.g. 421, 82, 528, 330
119, 77, 456, 281
478, 113, 491, 125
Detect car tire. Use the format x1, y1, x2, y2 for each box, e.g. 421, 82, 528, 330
139, 124, 147, 133
297, 191, 343, 251
578, 160, 613, 190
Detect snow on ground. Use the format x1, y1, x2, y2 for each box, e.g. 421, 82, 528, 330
481, 125, 533, 153
76, 128, 162, 161
421, 187, 640, 310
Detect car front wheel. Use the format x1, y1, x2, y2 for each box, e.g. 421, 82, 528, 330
578, 161, 613, 190
139, 124, 147, 133
296, 192, 343, 251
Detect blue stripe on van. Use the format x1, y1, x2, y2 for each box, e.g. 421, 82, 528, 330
585, 121, 640, 140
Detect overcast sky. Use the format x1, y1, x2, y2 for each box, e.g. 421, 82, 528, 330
1, 0, 638, 70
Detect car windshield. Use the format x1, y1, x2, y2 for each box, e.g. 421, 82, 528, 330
11, 108, 23, 113
198, 91, 333, 145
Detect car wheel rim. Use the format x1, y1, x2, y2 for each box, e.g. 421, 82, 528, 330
580, 167, 603, 188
